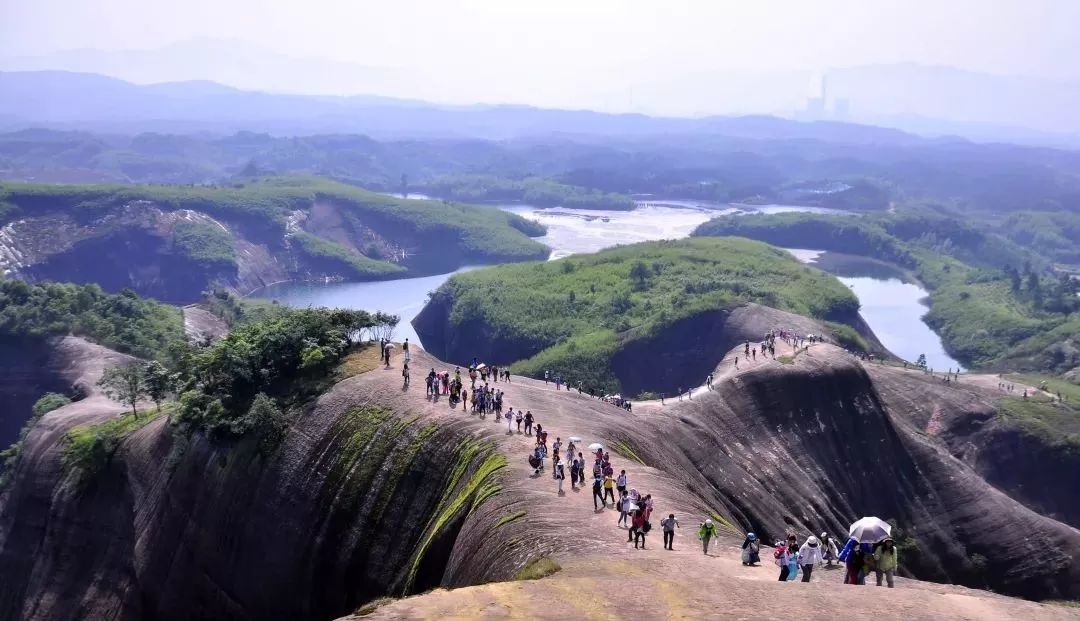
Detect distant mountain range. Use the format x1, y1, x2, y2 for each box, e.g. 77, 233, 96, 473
0, 70, 925, 144
3, 38, 1080, 146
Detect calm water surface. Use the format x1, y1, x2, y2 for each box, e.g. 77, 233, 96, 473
786, 249, 964, 371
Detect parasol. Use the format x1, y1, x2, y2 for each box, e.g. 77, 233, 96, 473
848, 517, 892, 543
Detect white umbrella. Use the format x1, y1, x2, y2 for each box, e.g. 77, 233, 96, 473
568, 436, 583, 443
848, 517, 891, 543
588, 442, 604, 451
385, 343, 396, 349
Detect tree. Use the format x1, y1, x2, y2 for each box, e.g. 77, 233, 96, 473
98, 363, 146, 417
915, 354, 927, 369
629, 260, 650, 289
143, 361, 174, 412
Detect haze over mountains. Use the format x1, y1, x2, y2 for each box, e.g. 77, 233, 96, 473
2, 38, 1080, 146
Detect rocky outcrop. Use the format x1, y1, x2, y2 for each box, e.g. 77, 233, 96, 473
2, 325, 1078, 621
0, 354, 518, 621
617, 347, 1080, 600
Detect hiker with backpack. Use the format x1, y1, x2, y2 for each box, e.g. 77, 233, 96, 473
698, 519, 718, 555
741, 532, 760, 566
873, 538, 899, 588
661, 514, 679, 550
774, 539, 791, 580
821, 532, 839, 566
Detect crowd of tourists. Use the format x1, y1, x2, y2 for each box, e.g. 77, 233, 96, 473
392, 338, 902, 588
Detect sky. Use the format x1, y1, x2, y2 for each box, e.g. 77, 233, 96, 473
2, 0, 1080, 121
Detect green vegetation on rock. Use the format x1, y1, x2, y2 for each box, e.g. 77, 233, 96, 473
0, 280, 185, 361
62, 409, 163, 480
169, 219, 237, 270
513, 556, 561, 581
693, 210, 1078, 373
291, 231, 406, 278
32, 393, 72, 415
426, 237, 858, 392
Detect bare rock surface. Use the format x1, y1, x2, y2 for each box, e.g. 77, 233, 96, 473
1, 309, 1078, 620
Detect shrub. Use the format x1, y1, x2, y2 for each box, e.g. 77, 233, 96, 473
32, 392, 72, 415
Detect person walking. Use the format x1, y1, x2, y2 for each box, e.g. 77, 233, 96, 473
592, 475, 605, 510
524, 411, 533, 436
661, 514, 679, 550
617, 491, 631, 527
774, 539, 792, 581
631, 509, 647, 549
873, 538, 899, 588
798, 535, 823, 582
555, 459, 566, 495
616, 469, 628, 497
602, 474, 616, 506
698, 519, 717, 555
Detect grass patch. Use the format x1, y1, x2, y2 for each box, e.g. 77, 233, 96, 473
996, 397, 1080, 458
496, 510, 527, 527
513, 556, 561, 581
354, 597, 395, 616
611, 440, 646, 466
709, 511, 736, 533
776, 355, 795, 365
337, 343, 382, 378
62, 409, 164, 479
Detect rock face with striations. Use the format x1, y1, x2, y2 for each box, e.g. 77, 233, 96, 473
2, 308, 1079, 621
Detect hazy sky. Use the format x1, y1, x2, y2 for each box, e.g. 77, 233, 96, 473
3, 0, 1078, 77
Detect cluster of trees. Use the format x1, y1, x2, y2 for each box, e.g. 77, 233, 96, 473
0, 281, 185, 361
97, 361, 175, 416
1004, 263, 1079, 315
172, 307, 395, 438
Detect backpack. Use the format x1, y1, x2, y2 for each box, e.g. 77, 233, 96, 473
643, 521, 652, 533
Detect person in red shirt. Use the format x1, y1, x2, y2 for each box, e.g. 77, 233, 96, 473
631, 509, 647, 549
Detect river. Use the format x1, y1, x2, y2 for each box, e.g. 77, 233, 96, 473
249, 200, 958, 365
786, 249, 963, 371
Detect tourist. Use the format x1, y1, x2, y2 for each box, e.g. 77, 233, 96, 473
592, 474, 605, 510
576, 452, 586, 486
873, 538, 898, 588
661, 513, 679, 550
734, 356, 739, 369
506, 408, 514, 433
741, 532, 760, 566
786, 536, 800, 581
698, 518, 717, 555
555, 459, 566, 495
602, 474, 616, 506
401, 362, 410, 388
845, 545, 867, 585
706, 372, 713, 389
822, 532, 839, 567
631, 509, 647, 549
618, 490, 631, 527
799, 536, 822, 582
524, 410, 534, 435
774, 539, 792, 581
515, 409, 523, 432
616, 469, 628, 497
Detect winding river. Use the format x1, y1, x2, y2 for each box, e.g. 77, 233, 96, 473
250, 200, 960, 368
